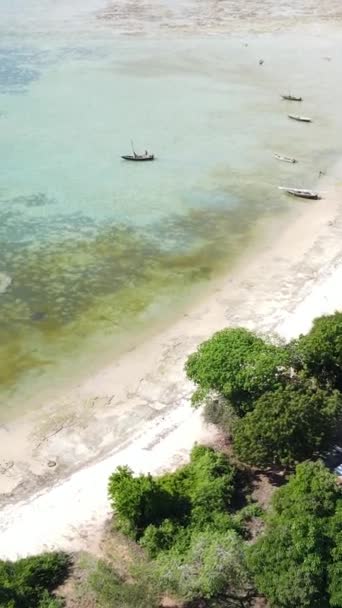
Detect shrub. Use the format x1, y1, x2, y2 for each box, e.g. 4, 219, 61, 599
108, 446, 237, 555
139, 520, 183, 557
233, 384, 342, 467
108, 466, 189, 538
154, 529, 254, 605
294, 312, 342, 390
0, 552, 70, 608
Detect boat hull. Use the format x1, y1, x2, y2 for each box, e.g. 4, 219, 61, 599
288, 191, 320, 200
121, 155, 155, 161
288, 114, 312, 123
274, 154, 297, 163
282, 95, 302, 102
279, 187, 320, 200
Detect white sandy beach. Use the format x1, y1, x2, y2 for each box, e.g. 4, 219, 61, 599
0, 168, 342, 559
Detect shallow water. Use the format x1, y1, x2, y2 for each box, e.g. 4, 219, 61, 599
1, 0, 342, 417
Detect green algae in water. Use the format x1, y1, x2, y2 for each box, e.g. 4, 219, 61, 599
0, 198, 261, 405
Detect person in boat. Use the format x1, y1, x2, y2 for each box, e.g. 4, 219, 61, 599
145, 150, 148, 156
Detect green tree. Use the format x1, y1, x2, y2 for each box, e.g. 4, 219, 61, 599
248, 461, 342, 608
186, 328, 290, 415
233, 384, 342, 467
154, 529, 254, 607
295, 312, 342, 390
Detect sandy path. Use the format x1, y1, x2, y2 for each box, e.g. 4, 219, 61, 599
0, 172, 342, 558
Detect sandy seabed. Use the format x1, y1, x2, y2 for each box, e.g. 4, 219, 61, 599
0, 165, 342, 558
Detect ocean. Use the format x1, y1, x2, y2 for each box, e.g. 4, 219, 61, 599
1, 0, 342, 417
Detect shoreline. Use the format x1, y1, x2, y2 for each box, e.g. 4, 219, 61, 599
1, 168, 342, 558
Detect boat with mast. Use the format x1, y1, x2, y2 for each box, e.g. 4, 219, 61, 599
121, 140, 155, 161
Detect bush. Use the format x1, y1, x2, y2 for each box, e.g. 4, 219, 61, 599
186, 327, 291, 415
154, 529, 254, 606
139, 520, 183, 557
294, 312, 342, 390
248, 461, 342, 608
0, 552, 70, 608
108, 446, 238, 555
108, 466, 189, 538
233, 384, 342, 467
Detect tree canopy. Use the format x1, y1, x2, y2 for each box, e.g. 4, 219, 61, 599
185, 327, 291, 415
248, 461, 342, 608
294, 312, 342, 390
186, 315, 342, 468
233, 384, 342, 467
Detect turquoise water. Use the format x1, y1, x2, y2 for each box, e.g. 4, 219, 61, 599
1, 0, 342, 416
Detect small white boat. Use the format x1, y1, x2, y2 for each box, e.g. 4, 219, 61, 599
278, 186, 320, 200
288, 114, 312, 123
274, 153, 297, 164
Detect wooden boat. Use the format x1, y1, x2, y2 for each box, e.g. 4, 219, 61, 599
288, 114, 312, 123
122, 140, 155, 161
282, 94, 302, 102
278, 186, 320, 200
274, 153, 297, 164
121, 153, 154, 161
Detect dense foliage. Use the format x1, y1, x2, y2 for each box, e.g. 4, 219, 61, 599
186, 315, 342, 467
329, 501, 342, 607
108, 445, 258, 604
248, 461, 342, 608
295, 312, 342, 390
185, 327, 291, 415
233, 384, 342, 466
0, 552, 70, 608
108, 445, 238, 551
